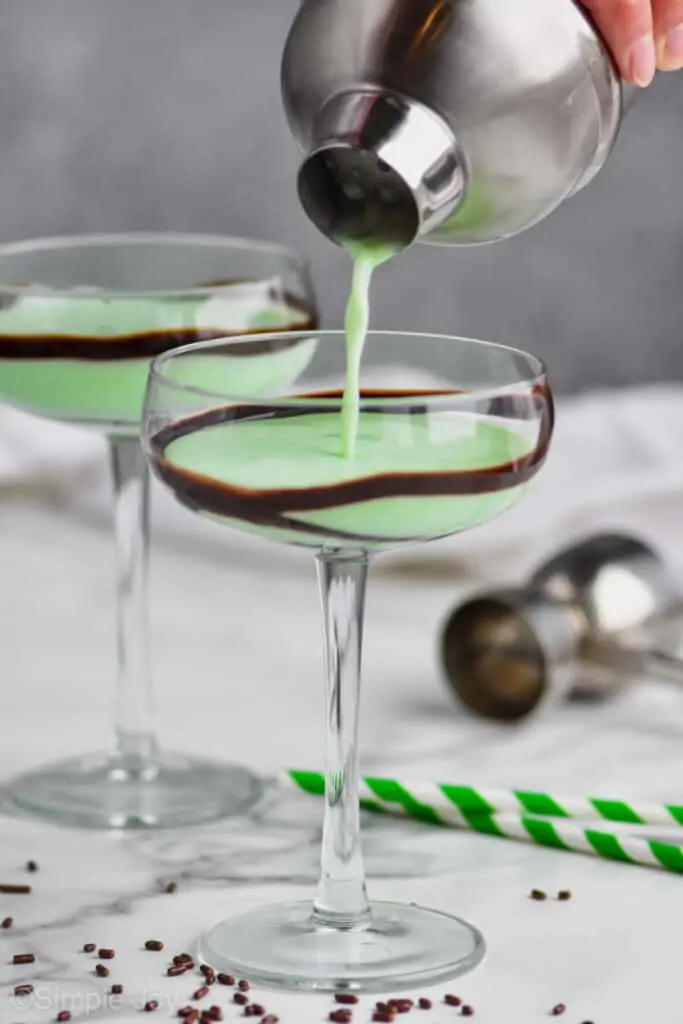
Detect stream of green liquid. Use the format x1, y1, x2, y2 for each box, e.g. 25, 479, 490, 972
340, 243, 395, 459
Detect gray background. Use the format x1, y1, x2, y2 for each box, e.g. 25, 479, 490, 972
1, 0, 681, 393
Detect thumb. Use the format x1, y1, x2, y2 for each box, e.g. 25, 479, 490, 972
580, 0, 656, 85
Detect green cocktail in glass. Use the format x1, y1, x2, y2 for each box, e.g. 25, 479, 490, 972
143, 329, 553, 990
0, 233, 318, 829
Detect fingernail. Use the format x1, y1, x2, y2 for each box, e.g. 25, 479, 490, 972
661, 24, 683, 69
627, 34, 656, 86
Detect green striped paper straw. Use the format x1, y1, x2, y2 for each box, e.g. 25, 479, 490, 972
286, 770, 683, 829
283, 771, 683, 875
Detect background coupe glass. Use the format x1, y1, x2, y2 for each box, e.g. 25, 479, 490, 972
0, 233, 317, 829
143, 329, 554, 990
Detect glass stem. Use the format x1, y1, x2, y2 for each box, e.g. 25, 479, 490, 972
313, 550, 372, 929
108, 437, 158, 770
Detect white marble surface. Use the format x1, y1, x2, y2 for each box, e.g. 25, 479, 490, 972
3, 387, 683, 1023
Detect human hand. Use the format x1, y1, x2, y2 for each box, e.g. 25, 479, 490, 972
580, 0, 683, 86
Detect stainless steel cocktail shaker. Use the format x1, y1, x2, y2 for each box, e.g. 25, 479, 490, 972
281, 0, 637, 249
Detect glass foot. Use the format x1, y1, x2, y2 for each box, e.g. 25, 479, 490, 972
5, 750, 263, 829
198, 899, 485, 992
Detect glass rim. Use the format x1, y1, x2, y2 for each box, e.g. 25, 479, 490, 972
147, 329, 548, 407
0, 231, 308, 299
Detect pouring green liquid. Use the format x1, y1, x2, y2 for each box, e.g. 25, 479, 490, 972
341, 242, 395, 459
338, 177, 500, 458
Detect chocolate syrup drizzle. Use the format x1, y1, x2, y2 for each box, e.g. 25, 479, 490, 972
149, 386, 554, 546
0, 287, 317, 361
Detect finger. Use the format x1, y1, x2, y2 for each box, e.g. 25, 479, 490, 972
581, 0, 656, 85
652, 0, 683, 69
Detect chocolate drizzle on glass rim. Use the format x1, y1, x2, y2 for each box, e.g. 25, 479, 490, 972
149, 386, 553, 549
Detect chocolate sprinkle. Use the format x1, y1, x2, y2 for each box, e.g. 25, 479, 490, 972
388, 1000, 413, 1014
551, 1005, 566, 1017
145, 939, 164, 951
95, 964, 110, 978
217, 973, 235, 986
82, 943, 96, 953
26, 860, 38, 873
2, 917, 13, 929
530, 889, 547, 901
111, 984, 124, 995
12, 953, 35, 964
0, 884, 31, 894
168, 963, 193, 977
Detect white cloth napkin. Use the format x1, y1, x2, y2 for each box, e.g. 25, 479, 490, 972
460, 383, 683, 572
0, 405, 102, 492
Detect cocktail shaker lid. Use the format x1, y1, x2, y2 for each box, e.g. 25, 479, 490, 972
297, 90, 467, 249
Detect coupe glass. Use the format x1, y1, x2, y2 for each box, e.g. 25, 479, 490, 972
142, 329, 553, 989
0, 233, 317, 829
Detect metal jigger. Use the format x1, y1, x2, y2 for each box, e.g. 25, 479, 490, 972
440, 534, 683, 722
